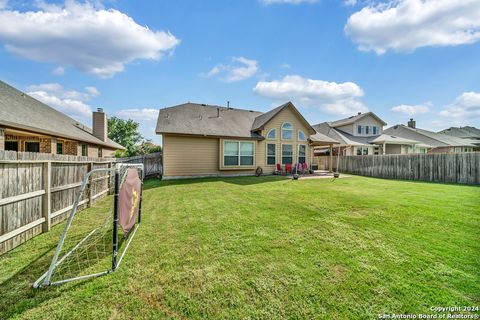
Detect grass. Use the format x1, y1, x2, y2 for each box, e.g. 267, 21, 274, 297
0, 175, 479, 319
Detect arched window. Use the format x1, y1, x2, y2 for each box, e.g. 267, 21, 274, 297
267, 128, 276, 140
281, 122, 293, 140
298, 130, 306, 141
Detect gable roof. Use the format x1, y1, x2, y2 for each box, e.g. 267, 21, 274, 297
156, 103, 263, 139
385, 125, 476, 148
156, 101, 323, 141
439, 126, 480, 139
328, 111, 387, 127
0, 80, 124, 150
312, 122, 373, 146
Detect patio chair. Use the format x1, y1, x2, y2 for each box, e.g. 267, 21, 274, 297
285, 163, 292, 174
276, 163, 285, 175
302, 162, 309, 174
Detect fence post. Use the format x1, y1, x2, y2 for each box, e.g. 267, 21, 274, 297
87, 162, 93, 207
41, 161, 51, 232
107, 161, 113, 195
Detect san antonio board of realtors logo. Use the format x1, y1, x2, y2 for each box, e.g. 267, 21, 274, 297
119, 168, 141, 233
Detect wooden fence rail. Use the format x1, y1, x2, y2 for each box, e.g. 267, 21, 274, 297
0, 151, 114, 255
313, 153, 480, 185
117, 152, 162, 177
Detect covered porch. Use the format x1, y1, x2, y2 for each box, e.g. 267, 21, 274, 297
309, 132, 340, 172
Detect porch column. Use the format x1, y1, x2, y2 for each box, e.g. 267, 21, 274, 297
329, 145, 333, 172
383, 142, 386, 155
51, 137, 57, 154
0, 127, 5, 151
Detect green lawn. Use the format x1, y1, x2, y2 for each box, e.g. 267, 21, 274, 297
1, 176, 479, 319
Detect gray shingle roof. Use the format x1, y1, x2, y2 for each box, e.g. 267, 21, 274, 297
312, 122, 374, 146
385, 125, 476, 148
156, 102, 338, 144
156, 103, 264, 139
328, 111, 387, 127
0, 80, 124, 150
439, 126, 480, 140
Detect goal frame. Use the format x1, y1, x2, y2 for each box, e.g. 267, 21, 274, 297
33, 163, 144, 288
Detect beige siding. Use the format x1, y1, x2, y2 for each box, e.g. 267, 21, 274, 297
257, 105, 313, 174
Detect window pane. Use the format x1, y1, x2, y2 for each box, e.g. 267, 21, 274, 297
357, 125, 362, 134
282, 122, 292, 129
363, 148, 368, 155
373, 126, 377, 135
26, 142, 40, 153
298, 157, 306, 164
366, 126, 370, 134
267, 156, 276, 165
298, 130, 306, 141
298, 145, 306, 156
240, 156, 253, 166
282, 157, 292, 165
224, 141, 238, 156
356, 147, 362, 155
282, 130, 293, 140
282, 144, 292, 156
224, 156, 239, 166
267, 129, 276, 139
267, 143, 276, 155
240, 142, 254, 155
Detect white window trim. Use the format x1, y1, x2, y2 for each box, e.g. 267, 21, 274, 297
266, 143, 276, 166
266, 128, 276, 140
297, 144, 307, 163
298, 129, 306, 141
223, 140, 255, 167
357, 125, 362, 135
281, 122, 293, 141
281, 143, 294, 165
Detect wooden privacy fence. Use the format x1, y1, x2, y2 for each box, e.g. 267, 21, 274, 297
0, 151, 115, 255
313, 153, 480, 185
117, 152, 162, 177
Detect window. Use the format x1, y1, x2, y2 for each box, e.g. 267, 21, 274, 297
282, 144, 293, 164
57, 142, 63, 155
281, 122, 293, 140
298, 144, 306, 164
267, 143, 276, 165
267, 128, 276, 140
298, 130, 306, 141
81, 144, 87, 156
25, 142, 39, 152
373, 126, 377, 135
365, 126, 370, 134
357, 125, 362, 135
223, 141, 254, 166
356, 147, 368, 155
5, 141, 18, 151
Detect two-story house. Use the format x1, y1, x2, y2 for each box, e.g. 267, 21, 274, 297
313, 112, 424, 156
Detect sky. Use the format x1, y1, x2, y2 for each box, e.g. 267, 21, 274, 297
0, 0, 479, 144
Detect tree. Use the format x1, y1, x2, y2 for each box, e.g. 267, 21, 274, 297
108, 117, 143, 156
137, 140, 162, 155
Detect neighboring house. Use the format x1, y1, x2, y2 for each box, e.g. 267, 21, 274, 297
0, 80, 124, 157
312, 112, 424, 155
439, 126, 480, 147
385, 119, 477, 153
155, 101, 337, 179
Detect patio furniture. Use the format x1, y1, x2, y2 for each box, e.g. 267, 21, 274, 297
276, 163, 285, 175
302, 163, 309, 174
285, 163, 292, 174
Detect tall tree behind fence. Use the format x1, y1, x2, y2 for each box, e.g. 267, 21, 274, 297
0, 151, 114, 255
313, 153, 480, 185
117, 152, 162, 177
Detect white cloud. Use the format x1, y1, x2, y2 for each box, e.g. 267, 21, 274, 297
116, 108, 159, 121
254, 75, 368, 116
0, 0, 8, 10
391, 102, 431, 116
345, 0, 480, 54
439, 92, 480, 121
203, 57, 258, 82
26, 83, 99, 120
344, 0, 357, 6
0, 1, 179, 77
52, 66, 65, 76
260, 0, 318, 4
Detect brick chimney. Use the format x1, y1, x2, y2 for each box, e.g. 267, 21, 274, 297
407, 118, 416, 129
92, 108, 107, 142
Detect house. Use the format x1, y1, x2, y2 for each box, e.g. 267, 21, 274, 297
385, 119, 477, 153
0, 80, 124, 157
312, 112, 424, 155
155, 101, 338, 179
439, 126, 480, 147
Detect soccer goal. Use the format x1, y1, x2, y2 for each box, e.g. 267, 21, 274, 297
33, 163, 144, 288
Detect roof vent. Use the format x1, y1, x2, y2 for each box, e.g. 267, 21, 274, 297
358, 112, 362, 115
201, 103, 206, 106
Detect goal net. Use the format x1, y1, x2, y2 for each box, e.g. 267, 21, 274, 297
33, 163, 144, 288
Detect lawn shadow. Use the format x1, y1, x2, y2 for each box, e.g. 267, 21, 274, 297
143, 175, 288, 190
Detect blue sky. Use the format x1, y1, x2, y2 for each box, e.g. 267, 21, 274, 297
0, 0, 479, 143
